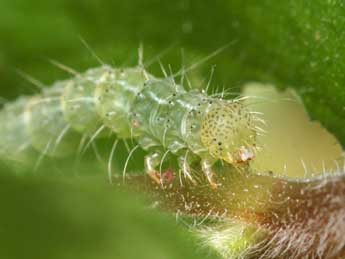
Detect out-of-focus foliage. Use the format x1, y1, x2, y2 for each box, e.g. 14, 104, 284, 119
0, 163, 217, 259
1, 0, 345, 145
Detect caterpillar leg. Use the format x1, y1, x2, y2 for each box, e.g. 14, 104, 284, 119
144, 152, 162, 184
178, 155, 197, 185
201, 158, 218, 189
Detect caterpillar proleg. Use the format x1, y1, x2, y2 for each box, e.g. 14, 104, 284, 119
0, 59, 259, 187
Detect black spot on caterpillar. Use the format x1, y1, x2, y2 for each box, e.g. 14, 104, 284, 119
0, 56, 260, 188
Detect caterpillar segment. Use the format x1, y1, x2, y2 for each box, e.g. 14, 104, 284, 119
0, 65, 258, 187
0, 98, 34, 165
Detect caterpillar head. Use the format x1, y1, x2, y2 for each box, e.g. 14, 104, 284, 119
200, 100, 257, 165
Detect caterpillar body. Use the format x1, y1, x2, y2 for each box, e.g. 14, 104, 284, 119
0, 64, 258, 187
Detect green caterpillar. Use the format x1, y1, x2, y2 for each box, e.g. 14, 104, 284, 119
0, 62, 259, 188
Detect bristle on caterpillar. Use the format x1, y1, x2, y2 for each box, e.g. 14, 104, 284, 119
0, 63, 261, 187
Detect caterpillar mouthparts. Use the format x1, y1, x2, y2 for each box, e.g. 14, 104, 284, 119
0, 64, 260, 187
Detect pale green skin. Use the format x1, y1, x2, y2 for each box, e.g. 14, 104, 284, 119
0, 65, 256, 182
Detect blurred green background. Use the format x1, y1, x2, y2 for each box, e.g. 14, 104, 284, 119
0, 0, 345, 258
1, 0, 345, 145
0, 164, 217, 259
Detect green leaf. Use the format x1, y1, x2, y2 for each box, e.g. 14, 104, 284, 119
0, 164, 216, 259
